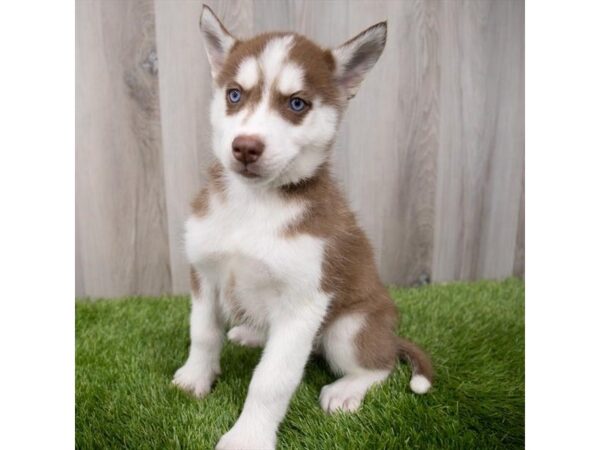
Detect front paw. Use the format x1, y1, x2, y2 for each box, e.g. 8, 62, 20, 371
215, 424, 275, 450
172, 360, 219, 398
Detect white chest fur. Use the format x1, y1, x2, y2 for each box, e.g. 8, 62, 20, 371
184, 177, 327, 326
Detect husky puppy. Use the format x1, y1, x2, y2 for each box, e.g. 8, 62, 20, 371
173, 5, 433, 449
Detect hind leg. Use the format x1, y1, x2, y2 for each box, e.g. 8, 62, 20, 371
227, 324, 266, 348
319, 312, 395, 413
319, 370, 390, 413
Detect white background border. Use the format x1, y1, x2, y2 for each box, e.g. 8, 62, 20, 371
527, 0, 600, 448
0, 1, 74, 448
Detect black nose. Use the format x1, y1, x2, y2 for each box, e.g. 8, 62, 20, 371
232, 135, 265, 164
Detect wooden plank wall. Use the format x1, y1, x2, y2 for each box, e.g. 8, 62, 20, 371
76, 0, 525, 297
76, 0, 171, 297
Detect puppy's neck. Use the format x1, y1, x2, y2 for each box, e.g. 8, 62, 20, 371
279, 162, 332, 197
221, 161, 333, 202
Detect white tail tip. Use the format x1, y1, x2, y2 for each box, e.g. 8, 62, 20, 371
409, 374, 431, 394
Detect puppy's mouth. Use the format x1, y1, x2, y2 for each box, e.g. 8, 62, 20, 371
239, 168, 260, 179
232, 163, 262, 179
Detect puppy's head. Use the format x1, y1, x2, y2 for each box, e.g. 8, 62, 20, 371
199, 5, 386, 186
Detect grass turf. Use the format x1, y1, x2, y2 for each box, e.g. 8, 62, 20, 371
76, 279, 524, 450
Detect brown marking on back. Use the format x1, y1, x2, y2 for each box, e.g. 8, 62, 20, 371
282, 164, 386, 305
282, 165, 431, 376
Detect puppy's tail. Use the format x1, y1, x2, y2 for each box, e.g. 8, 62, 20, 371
396, 336, 434, 394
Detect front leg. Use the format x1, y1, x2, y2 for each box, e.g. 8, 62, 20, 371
216, 299, 327, 450
173, 269, 223, 398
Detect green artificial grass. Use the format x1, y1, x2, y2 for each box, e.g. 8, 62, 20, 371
76, 279, 524, 450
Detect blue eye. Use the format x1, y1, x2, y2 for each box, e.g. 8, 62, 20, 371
227, 89, 241, 103
289, 97, 306, 112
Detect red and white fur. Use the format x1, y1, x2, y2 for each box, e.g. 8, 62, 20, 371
173, 5, 433, 450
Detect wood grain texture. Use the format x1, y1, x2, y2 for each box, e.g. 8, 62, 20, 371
153, 0, 211, 295
154, 0, 255, 294
432, 0, 524, 282
76, 0, 171, 297
310, 0, 441, 286
76, 0, 525, 296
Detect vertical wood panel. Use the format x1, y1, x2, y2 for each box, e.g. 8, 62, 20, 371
153, 0, 210, 295
154, 0, 254, 294
432, 0, 525, 282
76, 0, 171, 297
341, 1, 440, 285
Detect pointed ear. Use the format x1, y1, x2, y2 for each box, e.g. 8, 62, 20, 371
332, 22, 387, 99
199, 4, 236, 79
